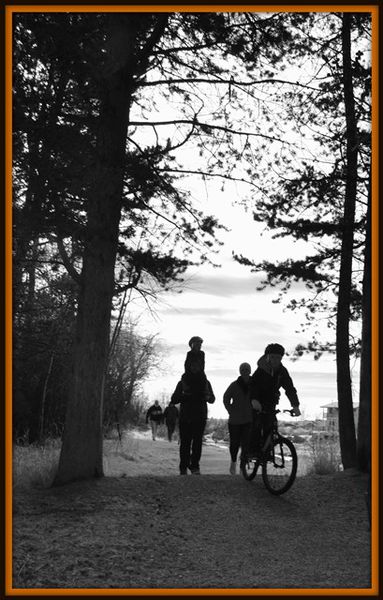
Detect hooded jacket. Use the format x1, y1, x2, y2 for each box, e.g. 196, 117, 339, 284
249, 355, 299, 410
223, 377, 253, 425
170, 372, 215, 422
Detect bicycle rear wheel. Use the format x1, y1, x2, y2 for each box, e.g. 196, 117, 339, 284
241, 458, 259, 481
262, 436, 297, 495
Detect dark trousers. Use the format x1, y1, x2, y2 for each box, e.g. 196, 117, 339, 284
228, 422, 252, 463
249, 411, 275, 453
166, 421, 176, 441
179, 419, 206, 470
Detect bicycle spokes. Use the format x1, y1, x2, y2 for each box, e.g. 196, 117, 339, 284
262, 437, 297, 495
241, 458, 259, 481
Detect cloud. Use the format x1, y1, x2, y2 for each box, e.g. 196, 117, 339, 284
161, 306, 227, 318
181, 272, 265, 298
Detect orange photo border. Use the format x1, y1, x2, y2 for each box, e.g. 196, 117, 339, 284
4, 3, 379, 597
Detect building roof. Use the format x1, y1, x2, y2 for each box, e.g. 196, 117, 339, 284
320, 402, 359, 409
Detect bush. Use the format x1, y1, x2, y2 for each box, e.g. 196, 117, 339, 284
306, 436, 342, 475
13, 439, 60, 490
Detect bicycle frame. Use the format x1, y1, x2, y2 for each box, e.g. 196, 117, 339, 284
241, 408, 298, 494
257, 409, 288, 462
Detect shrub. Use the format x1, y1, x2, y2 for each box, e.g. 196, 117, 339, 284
306, 436, 342, 475
13, 439, 60, 490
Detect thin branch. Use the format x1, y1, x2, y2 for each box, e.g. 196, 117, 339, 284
141, 77, 320, 91
54, 235, 82, 285
161, 167, 268, 196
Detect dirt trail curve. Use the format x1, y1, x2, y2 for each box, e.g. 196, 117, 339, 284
12, 432, 371, 591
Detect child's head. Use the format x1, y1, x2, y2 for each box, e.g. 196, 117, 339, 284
188, 336, 203, 351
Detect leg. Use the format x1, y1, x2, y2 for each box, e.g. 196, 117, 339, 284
249, 411, 263, 455
261, 412, 275, 452
179, 420, 193, 473
228, 423, 241, 462
150, 420, 156, 440
239, 422, 252, 466
168, 422, 175, 442
190, 419, 206, 471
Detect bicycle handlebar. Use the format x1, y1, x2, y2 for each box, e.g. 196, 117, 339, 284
254, 408, 297, 416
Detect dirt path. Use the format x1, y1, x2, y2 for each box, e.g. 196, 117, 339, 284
102, 428, 233, 477
12, 431, 371, 592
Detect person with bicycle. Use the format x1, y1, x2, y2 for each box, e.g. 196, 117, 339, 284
248, 343, 301, 457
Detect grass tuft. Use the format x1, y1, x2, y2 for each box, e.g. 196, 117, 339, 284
13, 430, 143, 489
306, 436, 342, 475
13, 439, 60, 490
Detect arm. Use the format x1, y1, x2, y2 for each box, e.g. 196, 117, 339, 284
281, 367, 300, 408
223, 384, 233, 413
206, 380, 215, 404
281, 367, 299, 406
249, 372, 262, 411
170, 381, 183, 405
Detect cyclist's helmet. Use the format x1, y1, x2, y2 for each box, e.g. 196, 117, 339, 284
189, 336, 203, 347
264, 343, 285, 356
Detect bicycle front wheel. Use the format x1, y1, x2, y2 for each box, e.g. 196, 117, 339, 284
262, 436, 297, 495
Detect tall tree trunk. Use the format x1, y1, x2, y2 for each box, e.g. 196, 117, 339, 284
54, 19, 134, 485
356, 176, 371, 472
54, 15, 169, 485
336, 13, 358, 469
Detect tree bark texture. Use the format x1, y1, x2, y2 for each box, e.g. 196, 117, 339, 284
54, 15, 169, 485
357, 178, 371, 472
336, 13, 358, 469
54, 19, 135, 485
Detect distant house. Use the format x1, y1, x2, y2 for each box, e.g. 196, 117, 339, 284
320, 401, 359, 431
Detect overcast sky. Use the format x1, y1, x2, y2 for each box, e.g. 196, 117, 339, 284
123, 12, 364, 421
128, 190, 361, 421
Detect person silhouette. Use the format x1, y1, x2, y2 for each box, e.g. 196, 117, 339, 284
171, 360, 215, 474
184, 336, 205, 376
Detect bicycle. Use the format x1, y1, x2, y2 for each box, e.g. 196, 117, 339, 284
241, 408, 298, 495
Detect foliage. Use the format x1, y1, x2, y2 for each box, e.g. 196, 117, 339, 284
232, 12, 370, 359
13, 439, 61, 490
205, 418, 229, 442
306, 435, 342, 475
11, 11, 371, 480
13, 266, 76, 442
